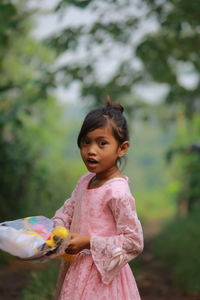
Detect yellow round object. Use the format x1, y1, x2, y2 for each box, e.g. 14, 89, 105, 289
45, 238, 55, 247
45, 227, 69, 248
52, 227, 69, 239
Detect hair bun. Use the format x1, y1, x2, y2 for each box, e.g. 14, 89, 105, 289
106, 96, 124, 113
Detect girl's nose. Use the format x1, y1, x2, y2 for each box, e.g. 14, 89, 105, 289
87, 144, 97, 155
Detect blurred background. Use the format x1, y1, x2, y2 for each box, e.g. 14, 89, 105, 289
0, 0, 199, 299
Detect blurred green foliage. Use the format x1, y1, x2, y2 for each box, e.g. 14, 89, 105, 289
136, 0, 200, 120
126, 119, 175, 222
45, 0, 200, 117
166, 113, 200, 215
0, 1, 83, 221
21, 261, 59, 300
154, 208, 200, 291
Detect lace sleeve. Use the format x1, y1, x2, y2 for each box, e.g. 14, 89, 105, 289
51, 197, 75, 229
90, 193, 143, 284
51, 174, 84, 229
52, 173, 90, 229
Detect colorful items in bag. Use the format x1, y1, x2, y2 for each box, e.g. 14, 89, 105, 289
0, 216, 69, 260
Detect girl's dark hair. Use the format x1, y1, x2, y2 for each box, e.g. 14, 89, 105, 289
77, 97, 129, 148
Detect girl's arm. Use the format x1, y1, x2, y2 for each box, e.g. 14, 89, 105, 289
52, 197, 75, 229
52, 174, 85, 228
52, 180, 79, 228
90, 193, 143, 285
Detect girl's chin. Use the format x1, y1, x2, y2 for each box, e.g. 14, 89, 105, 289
87, 166, 98, 172
85, 162, 99, 171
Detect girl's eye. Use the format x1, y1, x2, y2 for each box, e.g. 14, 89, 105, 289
99, 141, 107, 146
82, 138, 90, 145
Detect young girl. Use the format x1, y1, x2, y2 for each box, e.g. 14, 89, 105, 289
52, 99, 143, 300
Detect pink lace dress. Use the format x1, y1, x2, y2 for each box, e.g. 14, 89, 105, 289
52, 173, 143, 300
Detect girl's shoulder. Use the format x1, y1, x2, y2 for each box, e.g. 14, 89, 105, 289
76, 172, 93, 188
104, 177, 136, 209
105, 176, 129, 187
103, 176, 133, 198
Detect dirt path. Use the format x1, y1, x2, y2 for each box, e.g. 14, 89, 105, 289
135, 221, 200, 300
0, 260, 41, 300
136, 238, 200, 300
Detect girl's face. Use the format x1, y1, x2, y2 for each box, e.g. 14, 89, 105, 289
80, 126, 129, 179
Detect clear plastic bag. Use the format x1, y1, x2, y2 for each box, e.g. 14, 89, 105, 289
0, 216, 69, 261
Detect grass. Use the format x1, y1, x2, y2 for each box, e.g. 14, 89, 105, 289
154, 209, 200, 292
0, 252, 12, 266
21, 260, 59, 300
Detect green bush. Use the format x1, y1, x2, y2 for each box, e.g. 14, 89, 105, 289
22, 260, 59, 300
154, 209, 200, 291
0, 251, 12, 266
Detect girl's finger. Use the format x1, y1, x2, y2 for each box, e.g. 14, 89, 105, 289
69, 233, 78, 239
65, 248, 74, 254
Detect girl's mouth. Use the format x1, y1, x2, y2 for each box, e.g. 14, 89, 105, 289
86, 159, 98, 168
87, 159, 98, 165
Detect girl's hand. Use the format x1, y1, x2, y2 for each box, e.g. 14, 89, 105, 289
65, 233, 90, 254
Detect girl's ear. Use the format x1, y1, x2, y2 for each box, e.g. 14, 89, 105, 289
118, 141, 130, 158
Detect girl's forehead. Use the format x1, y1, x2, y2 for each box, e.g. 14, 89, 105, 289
86, 126, 114, 138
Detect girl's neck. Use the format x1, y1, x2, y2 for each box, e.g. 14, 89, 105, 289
89, 166, 122, 189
